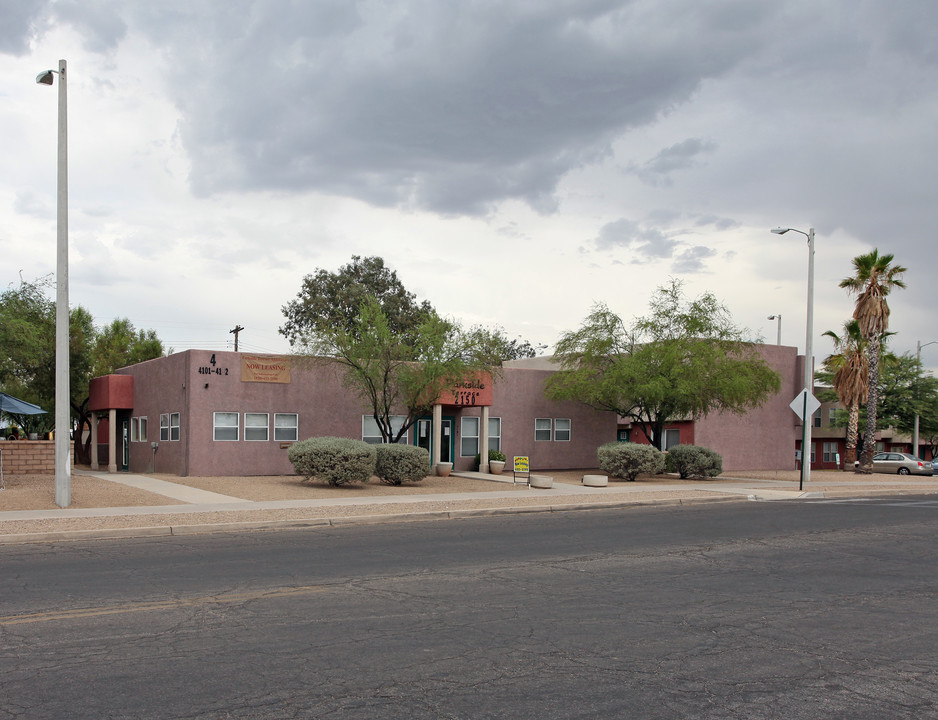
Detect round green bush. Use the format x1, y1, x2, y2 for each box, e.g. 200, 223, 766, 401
597, 441, 665, 481
375, 444, 430, 485
287, 436, 376, 486
665, 444, 723, 479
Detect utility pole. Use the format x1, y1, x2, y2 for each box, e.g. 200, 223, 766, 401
229, 325, 244, 352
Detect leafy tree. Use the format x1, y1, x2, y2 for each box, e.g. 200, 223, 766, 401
545, 280, 781, 449
280, 256, 435, 348
298, 296, 506, 444
839, 250, 906, 472
820, 320, 868, 466
92, 319, 164, 376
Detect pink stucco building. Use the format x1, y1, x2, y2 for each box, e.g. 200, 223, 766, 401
87, 344, 806, 477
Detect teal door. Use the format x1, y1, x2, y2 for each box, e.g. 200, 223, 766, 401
415, 417, 454, 463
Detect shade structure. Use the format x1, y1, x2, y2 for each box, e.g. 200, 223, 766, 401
0, 392, 47, 489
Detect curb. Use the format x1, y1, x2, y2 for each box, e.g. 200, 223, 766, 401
0, 494, 747, 545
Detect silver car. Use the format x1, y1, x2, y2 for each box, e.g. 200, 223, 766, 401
871, 452, 934, 476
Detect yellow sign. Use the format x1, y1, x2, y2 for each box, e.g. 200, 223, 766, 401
513, 456, 529, 473
241, 355, 291, 383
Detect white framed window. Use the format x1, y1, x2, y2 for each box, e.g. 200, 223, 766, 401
245, 413, 269, 441
535, 418, 551, 442
488, 417, 501, 452
662, 428, 680, 450
214, 412, 239, 441
823, 442, 838, 463
810, 443, 816, 463
813, 410, 822, 428
362, 415, 409, 444
160, 413, 178, 441
554, 418, 571, 442
274, 413, 298, 442
461, 417, 480, 457
139, 416, 148, 442
131, 417, 140, 442
828, 407, 838, 424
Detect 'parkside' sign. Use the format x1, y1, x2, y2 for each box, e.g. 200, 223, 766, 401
435, 373, 494, 406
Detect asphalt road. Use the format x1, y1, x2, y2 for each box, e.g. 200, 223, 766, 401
3, 497, 937, 719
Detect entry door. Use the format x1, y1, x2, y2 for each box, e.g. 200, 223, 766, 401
415, 418, 453, 463
120, 418, 130, 471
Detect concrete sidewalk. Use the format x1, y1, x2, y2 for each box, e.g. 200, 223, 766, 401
1, 469, 935, 544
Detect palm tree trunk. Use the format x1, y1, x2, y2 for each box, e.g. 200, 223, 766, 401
845, 403, 859, 469
857, 335, 881, 473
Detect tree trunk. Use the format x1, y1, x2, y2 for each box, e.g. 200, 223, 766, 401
857, 336, 880, 474
844, 404, 859, 469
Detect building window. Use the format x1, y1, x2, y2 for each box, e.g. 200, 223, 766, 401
810, 443, 816, 463
488, 417, 501, 453
535, 418, 551, 442
274, 413, 298, 442
160, 413, 179, 441
131, 417, 139, 442
139, 416, 147, 442
461, 417, 480, 457
245, 413, 269, 441
214, 412, 239, 441
875, 441, 885, 453
663, 428, 680, 451
362, 415, 409, 444
813, 410, 822, 428
617, 429, 630, 442
823, 442, 838, 463
828, 407, 838, 425
554, 418, 571, 442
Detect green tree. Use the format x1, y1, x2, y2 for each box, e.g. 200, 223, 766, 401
839, 250, 906, 472
298, 296, 506, 443
92, 318, 164, 377
280, 256, 435, 348
820, 320, 868, 467
545, 280, 781, 449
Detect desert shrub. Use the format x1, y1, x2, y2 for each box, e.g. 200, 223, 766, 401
597, 442, 665, 481
665, 444, 723, 479
287, 436, 376, 485
375, 444, 430, 485
473, 448, 507, 470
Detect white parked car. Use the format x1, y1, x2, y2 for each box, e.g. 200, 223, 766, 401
871, 452, 934, 476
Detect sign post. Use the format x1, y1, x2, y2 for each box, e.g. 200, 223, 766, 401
789, 388, 821, 491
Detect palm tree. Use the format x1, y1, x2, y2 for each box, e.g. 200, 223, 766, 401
839, 250, 906, 473
822, 320, 868, 468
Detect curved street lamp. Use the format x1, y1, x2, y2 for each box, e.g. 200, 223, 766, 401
36, 60, 70, 508
771, 226, 815, 489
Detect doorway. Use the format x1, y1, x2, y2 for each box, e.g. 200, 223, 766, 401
415, 416, 454, 463
119, 417, 130, 472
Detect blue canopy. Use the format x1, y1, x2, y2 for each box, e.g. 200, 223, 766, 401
0, 391, 47, 417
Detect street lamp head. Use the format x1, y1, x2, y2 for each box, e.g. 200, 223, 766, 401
36, 69, 56, 85
771, 227, 790, 235
768, 314, 779, 320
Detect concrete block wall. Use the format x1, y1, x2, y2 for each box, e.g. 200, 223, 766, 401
0, 441, 70, 475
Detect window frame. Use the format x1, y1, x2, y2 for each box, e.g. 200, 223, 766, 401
488, 417, 501, 453
823, 442, 838, 463
535, 418, 552, 442
274, 413, 298, 442
244, 412, 269, 442
213, 412, 239, 442
461, 416, 480, 457
362, 415, 410, 444
553, 418, 571, 442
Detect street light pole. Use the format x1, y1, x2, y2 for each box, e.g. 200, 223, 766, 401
913, 340, 938, 458
768, 314, 782, 346
772, 226, 815, 489
37, 59, 70, 508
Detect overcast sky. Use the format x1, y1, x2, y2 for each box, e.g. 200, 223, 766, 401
2, 0, 935, 376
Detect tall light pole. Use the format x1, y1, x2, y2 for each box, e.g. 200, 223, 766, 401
912, 340, 938, 458
772, 226, 815, 488
768, 314, 782, 346
36, 60, 70, 508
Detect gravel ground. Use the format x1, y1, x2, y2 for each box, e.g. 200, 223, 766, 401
2, 467, 934, 539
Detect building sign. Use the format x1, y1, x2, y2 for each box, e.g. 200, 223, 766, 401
435, 373, 494, 406
241, 355, 291, 384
